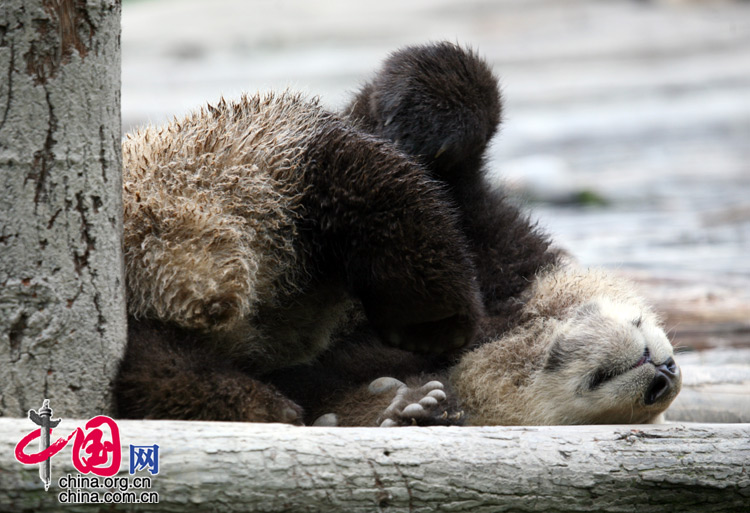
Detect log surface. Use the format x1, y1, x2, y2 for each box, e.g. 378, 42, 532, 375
667, 348, 750, 423
1, 419, 748, 512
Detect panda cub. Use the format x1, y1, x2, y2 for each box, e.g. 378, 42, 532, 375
116, 91, 483, 422
294, 42, 682, 427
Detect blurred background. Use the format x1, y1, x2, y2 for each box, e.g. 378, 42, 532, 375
121, 0, 750, 352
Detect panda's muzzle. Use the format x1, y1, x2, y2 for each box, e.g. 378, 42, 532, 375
644, 356, 680, 405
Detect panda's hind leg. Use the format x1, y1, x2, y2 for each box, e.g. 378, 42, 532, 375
345, 41, 501, 183
346, 42, 559, 317
114, 319, 304, 423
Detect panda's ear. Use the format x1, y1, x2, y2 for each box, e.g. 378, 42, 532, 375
543, 325, 590, 374
543, 334, 571, 373
574, 301, 600, 320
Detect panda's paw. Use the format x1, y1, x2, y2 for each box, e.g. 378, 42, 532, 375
182, 297, 239, 331
346, 42, 501, 179
379, 305, 479, 355
369, 377, 462, 427
241, 380, 305, 425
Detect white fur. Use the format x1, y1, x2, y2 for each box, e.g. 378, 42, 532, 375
452, 265, 682, 425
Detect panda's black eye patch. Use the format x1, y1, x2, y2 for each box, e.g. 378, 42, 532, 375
589, 347, 651, 390
544, 336, 583, 372
589, 368, 617, 390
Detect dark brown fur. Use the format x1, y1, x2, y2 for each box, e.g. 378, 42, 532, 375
117, 320, 303, 422
296, 116, 483, 352
272, 45, 681, 427
345, 42, 500, 185
267, 325, 449, 424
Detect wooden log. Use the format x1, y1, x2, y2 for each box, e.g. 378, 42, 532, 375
1, 419, 748, 512
667, 348, 750, 423
622, 271, 750, 351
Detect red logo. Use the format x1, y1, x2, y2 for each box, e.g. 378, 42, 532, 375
15, 400, 121, 490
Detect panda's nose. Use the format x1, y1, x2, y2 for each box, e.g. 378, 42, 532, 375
644, 357, 680, 405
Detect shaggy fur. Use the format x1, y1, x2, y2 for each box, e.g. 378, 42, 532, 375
266, 324, 451, 424
275, 43, 681, 427
117, 91, 484, 421
310, 265, 682, 427
345, 42, 500, 183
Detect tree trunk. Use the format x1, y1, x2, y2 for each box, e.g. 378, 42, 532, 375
0, 0, 124, 417
0, 419, 748, 512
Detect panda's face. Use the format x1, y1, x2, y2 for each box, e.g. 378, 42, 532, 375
535, 297, 681, 424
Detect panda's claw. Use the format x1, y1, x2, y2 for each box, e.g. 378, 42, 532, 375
427, 389, 447, 401
369, 377, 406, 394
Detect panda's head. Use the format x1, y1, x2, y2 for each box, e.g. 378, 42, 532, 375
533, 296, 681, 424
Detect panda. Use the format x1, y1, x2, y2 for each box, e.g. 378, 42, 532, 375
271, 42, 681, 427
115, 91, 484, 422
117, 42, 682, 426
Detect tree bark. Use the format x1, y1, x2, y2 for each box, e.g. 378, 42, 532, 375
0, 419, 748, 512
0, 0, 124, 417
